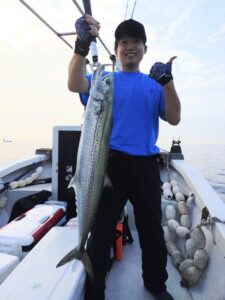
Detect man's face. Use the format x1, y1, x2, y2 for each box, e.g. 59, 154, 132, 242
115, 34, 147, 71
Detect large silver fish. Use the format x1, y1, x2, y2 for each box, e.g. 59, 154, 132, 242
56, 65, 114, 279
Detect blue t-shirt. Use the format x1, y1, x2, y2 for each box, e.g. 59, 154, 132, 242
80, 71, 166, 156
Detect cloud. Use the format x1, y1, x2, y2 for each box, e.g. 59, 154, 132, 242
0, 1, 77, 50
209, 23, 225, 43
165, 2, 196, 40
1, 0, 225, 145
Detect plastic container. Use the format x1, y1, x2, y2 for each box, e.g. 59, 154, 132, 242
0, 204, 66, 259
0, 226, 85, 300
0, 253, 19, 283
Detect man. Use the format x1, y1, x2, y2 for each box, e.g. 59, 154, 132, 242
68, 15, 181, 300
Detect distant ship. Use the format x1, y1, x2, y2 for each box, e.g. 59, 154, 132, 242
2, 138, 13, 142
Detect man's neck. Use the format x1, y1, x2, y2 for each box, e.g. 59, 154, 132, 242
121, 63, 140, 72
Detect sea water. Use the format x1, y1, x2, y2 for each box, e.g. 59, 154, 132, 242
0, 140, 225, 202
182, 144, 225, 201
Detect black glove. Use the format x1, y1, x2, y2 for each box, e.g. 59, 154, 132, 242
74, 16, 93, 57
149, 60, 174, 85
74, 39, 91, 57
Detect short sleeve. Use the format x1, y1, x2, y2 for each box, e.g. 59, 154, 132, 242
159, 87, 166, 121
79, 73, 92, 106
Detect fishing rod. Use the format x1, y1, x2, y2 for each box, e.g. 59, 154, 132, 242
18, 0, 74, 49
83, 0, 98, 64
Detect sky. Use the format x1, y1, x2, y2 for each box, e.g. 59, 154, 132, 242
0, 0, 225, 148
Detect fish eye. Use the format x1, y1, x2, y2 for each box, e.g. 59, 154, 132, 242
105, 78, 111, 84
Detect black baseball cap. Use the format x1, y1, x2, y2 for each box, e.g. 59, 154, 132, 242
114, 19, 147, 44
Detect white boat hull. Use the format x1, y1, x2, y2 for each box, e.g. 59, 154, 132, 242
0, 127, 225, 300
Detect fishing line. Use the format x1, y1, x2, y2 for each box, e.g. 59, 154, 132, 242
130, 0, 137, 18
124, 0, 137, 19
124, 0, 131, 20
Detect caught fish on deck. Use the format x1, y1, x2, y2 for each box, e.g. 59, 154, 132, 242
56, 65, 114, 279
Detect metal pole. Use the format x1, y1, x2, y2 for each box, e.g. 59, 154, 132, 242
58, 32, 76, 37
18, 0, 73, 49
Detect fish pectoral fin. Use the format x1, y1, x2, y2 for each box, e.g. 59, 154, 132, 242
68, 175, 75, 190
103, 174, 113, 189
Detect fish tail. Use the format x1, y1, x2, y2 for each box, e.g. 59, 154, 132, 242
56, 247, 94, 280
56, 248, 77, 268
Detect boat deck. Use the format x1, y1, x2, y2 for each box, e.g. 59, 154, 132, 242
106, 231, 192, 300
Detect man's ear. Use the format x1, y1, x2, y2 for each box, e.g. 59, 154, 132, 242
114, 48, 118, 56
144, 45, 148, 54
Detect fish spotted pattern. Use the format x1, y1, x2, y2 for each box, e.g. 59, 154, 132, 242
56, 65, 114, 280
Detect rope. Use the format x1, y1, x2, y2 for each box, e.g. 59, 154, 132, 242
187, 216, 225, 246
160, 149, 171, 182
200, 216, 225, 245
0, 154, 50, 194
